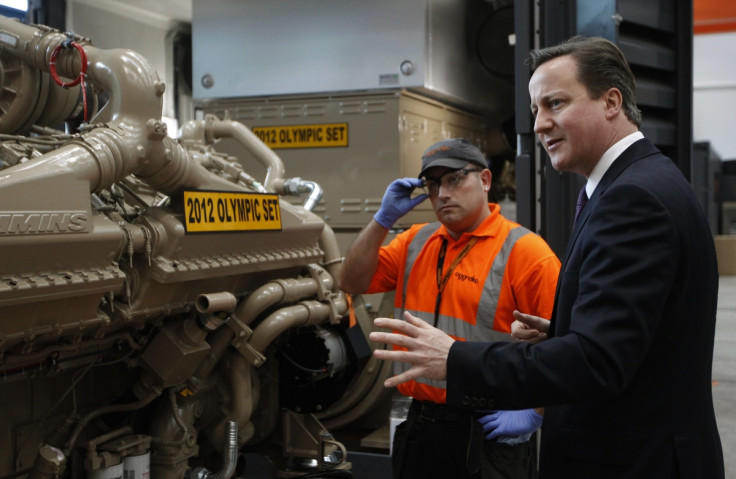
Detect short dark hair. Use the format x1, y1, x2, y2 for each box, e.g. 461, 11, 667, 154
528, 36, 642, 128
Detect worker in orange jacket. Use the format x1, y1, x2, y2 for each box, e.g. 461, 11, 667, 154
339, 138, 560, 479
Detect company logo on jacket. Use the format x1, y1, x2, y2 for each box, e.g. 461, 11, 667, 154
454, 271, 479, 284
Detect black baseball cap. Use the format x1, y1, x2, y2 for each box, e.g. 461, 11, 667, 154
418, 138, 489, 178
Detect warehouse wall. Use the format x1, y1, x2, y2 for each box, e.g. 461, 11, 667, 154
693, 0, 736, 159
693, 32, 736, 160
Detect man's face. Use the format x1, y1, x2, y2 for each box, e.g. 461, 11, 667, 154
422, 164, 491, 233
529, 55, 611, 177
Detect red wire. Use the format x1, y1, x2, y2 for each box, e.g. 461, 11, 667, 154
49, 41, 89, 122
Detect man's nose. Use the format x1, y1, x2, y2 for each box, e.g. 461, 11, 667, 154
437, 182, 451, 198
533, 111, 551, 134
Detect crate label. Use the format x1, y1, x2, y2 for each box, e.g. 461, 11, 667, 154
252, 123, 348, 149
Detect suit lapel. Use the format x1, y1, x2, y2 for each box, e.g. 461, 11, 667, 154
549, 138, 660, 332
562, 138, 658, 264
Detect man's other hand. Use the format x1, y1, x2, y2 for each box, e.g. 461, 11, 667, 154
511, 310, 550, 344
478, 409, 543, 440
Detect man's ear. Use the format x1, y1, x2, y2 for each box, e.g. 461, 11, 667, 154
481, 169, 492, 192
604, 87, 623, 120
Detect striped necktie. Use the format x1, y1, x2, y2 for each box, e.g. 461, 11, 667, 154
574, 187, 588, 225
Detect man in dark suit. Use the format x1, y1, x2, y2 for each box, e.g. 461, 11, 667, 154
368, 36, 725, 478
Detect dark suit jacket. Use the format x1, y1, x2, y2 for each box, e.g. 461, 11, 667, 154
447, 138, 724, 478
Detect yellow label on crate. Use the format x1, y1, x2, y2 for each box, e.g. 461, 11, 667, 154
184, 191, 282, 233
252, 123, 348, 149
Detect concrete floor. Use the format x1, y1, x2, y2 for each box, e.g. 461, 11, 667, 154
714, 275, 736, 478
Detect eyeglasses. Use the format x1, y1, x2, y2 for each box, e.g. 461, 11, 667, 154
422, 168, 483, 196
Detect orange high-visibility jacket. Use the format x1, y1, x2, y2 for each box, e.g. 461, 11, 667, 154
367, 204, 560, 403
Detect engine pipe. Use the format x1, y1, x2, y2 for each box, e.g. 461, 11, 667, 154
207, 354, 257, 448
236, 269, 334, 326
281, 177, 323, 211
179, 115, 286, 192
248, 298, 348, 355
178, 118, 323, 209
62, 392, 159, 457
184, 422, 238, 479
0, 16, 241, 199
319, 223, 343, 281
208, 421, 239, 479
207, 115, 285, 191
196, 292, 237, 314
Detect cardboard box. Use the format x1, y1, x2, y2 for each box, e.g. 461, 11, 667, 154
715, 235, 736, 275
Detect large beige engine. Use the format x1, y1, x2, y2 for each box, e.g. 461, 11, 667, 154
0, 15, 390, 479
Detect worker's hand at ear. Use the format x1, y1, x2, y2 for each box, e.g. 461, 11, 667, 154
511, 310, 550, 344
478, 409, 543, 441
373, 178, 429, 229
369, 311, 454, 387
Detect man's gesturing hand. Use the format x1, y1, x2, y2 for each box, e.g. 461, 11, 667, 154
369, 311, 455, 388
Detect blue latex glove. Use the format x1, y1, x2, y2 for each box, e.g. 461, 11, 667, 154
478, 409, 543, 441
373, 178, 429, 228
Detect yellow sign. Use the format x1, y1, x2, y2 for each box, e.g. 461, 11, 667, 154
252, 123, 348, 149
184, 191, 282, 233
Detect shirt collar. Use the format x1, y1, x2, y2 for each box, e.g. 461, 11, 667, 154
585, 131, 644, 197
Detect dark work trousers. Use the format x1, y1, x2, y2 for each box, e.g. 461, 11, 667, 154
481, 432, 538, 479
392, 400, 538, 479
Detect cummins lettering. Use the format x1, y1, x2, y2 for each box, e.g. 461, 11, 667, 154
0, 212, 88, 234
